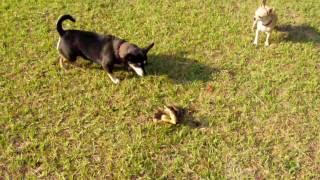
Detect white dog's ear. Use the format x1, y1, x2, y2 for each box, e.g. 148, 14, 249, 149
262, 0, 267, 7
268, 8, 273, 15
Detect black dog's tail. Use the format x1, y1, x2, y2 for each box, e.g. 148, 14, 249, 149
56, 14, 76, 36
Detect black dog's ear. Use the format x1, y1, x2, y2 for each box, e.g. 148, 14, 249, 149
142, 43, 154, 54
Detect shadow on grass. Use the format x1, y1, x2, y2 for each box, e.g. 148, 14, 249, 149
57, 52, 220, 83
172, 107, 208, 129
276, 24, 320, 45
178, 107, 207, 128
147, 52, 220, 84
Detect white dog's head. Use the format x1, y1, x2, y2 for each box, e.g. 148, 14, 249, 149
254, 6, 274, 23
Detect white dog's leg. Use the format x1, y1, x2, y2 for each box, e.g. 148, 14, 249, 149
253, 29, 259, 46
265, 32, 271, 47
252, 20, 257, 31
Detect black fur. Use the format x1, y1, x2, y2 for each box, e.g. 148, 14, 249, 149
56, 15, 75, 36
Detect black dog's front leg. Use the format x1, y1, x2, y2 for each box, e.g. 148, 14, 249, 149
102, 59, 120, 84
124, 62, 133, 72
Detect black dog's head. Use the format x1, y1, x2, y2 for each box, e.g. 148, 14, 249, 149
123, 43, 154, 76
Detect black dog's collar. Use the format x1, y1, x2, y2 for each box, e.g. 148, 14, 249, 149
263, 19, 273, 26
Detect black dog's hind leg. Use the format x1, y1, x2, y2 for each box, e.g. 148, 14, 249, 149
58, 50, 77, 69
59, 56, 67, 69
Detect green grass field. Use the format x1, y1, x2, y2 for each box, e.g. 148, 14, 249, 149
1, 0, 319, 178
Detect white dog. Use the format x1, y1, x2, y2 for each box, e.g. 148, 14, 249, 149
252, 0, 278, 46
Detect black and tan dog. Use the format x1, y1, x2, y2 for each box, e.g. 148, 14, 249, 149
56, 15, 154, 84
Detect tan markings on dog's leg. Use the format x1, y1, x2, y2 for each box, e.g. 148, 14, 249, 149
253, 29, 259, 45
59, 56, 67, 69
107, 73, 120, 84
265, 32, 271, 47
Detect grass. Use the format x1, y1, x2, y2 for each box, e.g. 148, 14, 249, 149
0, 0, 319, 178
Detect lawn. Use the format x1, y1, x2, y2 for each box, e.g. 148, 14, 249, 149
0, 0, 319, 178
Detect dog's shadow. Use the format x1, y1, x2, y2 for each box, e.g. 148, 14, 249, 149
277, 24, 320, 45
72, 52, 219, 83
147, 53, 219, 83
178, 108, 208, 129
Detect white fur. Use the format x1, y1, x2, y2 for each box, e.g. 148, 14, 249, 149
129, 64, 144, 77
252, 4, 277, 47
57, 38, 60, 50
253, 21, 275, 47
107, 73, 120, 84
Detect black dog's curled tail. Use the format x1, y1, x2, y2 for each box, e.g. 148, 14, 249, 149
56, 14, 75, 36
